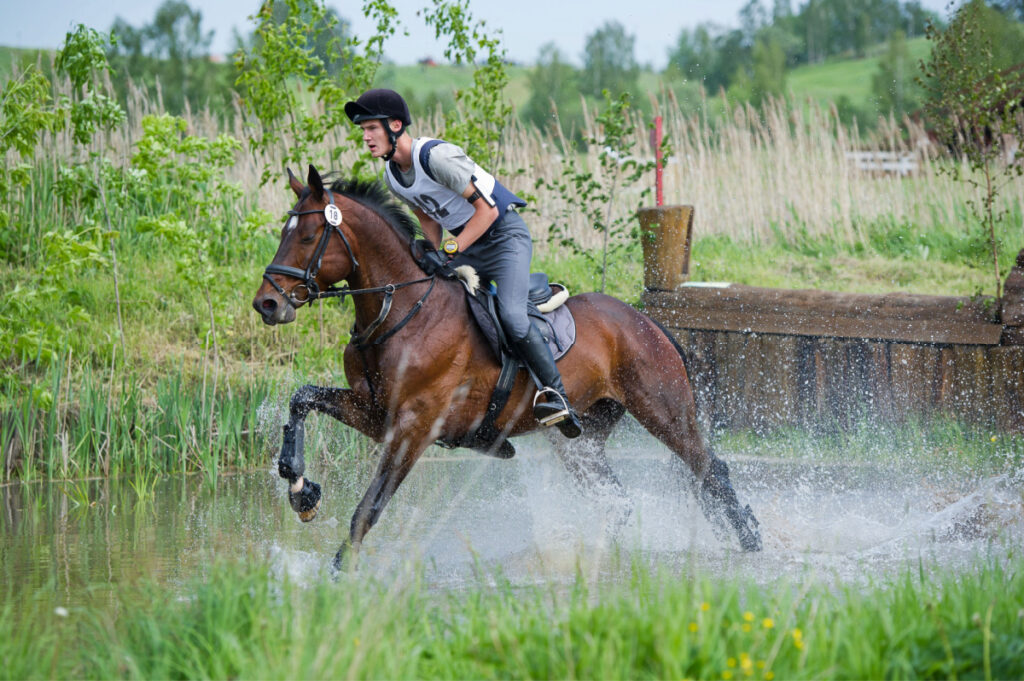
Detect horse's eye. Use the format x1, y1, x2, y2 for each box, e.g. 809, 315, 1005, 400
301, 234, 316, 244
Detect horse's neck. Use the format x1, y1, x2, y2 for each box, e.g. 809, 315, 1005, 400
344, 204, 445, 330
344, 205, 416, 287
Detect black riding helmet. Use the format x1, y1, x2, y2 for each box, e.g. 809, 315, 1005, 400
345, 89, 411, 161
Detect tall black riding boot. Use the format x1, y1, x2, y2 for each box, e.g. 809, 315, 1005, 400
512, 322, 582, 439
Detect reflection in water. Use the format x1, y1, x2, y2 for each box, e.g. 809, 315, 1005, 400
2, 432, 1023, 610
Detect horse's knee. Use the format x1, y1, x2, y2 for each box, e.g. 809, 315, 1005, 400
289, 384, 320, 415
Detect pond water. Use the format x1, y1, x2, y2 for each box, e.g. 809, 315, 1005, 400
4, 422, 1023, 608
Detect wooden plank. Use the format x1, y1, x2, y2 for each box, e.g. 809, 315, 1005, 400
643, 286, 1002, 345
720, 332, 749, 429
890, 344, 937, 421
866, 341, 893, 423
992, 348, 1024, 433
795, 337, 820, 427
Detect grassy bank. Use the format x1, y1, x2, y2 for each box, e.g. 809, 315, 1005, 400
3, 554, 1023, 680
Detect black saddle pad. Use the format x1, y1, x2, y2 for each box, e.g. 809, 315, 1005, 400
465, 289, 576, 362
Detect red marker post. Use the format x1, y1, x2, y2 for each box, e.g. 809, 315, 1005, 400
654, 115, 663, 206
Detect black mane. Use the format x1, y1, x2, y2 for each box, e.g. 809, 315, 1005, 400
326, 175, 420, 241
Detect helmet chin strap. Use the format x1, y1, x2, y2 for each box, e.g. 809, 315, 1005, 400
382, 122, 404, 161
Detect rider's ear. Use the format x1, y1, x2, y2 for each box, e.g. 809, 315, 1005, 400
287, 168, 303, 198
307, 164, 324, 201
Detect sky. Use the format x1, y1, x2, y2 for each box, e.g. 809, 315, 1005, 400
0, 0, 956, 70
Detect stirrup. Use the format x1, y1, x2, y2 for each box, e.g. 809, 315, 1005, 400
533, 387, 570, 426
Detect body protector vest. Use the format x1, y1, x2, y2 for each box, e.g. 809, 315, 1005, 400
385, 138, 526, 237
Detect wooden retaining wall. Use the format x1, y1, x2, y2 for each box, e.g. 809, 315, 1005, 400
640, 250, 1024, 434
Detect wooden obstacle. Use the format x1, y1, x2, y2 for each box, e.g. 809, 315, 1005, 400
639, 223, 1024, 433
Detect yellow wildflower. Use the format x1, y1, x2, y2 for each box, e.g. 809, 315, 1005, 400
743, 611, 755, 622
728, 657, 737, 668
701, 602, 711, 612
723, 672, 734, 680
689, 622, 699, 633
762, 618, 774, 629
765, 672, 775, 680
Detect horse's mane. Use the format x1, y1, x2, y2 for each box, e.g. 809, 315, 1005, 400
325, 175, 420, 242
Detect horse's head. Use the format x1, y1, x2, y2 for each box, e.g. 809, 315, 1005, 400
252, 165, 359, 325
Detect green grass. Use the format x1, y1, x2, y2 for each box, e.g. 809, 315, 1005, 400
786, 36, 932, 112
3, 554, 1023, 679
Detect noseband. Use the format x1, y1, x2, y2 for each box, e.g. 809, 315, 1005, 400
262, 189, 359, 307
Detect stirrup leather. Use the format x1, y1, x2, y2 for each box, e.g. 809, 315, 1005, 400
533, 387, 570, 426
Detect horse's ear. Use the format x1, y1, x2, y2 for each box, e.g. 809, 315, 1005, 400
287, 168, 303, 198
307, 164, 324, 201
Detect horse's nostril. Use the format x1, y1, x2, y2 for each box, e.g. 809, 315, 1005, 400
261, 298, 276, 311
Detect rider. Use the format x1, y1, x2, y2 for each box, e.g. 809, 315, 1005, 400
344, 88, 582, 439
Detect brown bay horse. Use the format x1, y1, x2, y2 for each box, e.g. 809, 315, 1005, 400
252, 166, 761, 570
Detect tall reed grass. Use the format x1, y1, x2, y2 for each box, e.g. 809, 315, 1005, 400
21, 75, 1023, 254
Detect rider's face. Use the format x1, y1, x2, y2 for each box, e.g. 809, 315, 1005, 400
359, 119, 401, 158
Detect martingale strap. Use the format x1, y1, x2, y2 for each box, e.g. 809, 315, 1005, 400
350, 276, 437, 351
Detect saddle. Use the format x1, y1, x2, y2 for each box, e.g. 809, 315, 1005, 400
410, 239, 577, 458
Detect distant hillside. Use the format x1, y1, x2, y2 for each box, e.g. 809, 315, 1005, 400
786, 36, 932, 112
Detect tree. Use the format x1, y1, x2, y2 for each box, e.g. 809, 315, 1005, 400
667, 24, 721, 86
581, 21, 639, 98
872, 30, 919, 117
107, 1, 235, 115
262, 0, 352, 76
992, 0, 1024, 21
919, 0, 1024, 301
750, 29, 787, 103
523, 43, 581, 135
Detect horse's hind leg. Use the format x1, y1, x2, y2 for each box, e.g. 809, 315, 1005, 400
619, 329, 761, 551
552, 399, 633, 534
698, 452, 761, 551
278, 384, 383, 523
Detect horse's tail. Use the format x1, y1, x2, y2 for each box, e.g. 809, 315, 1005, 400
646, 314, 690, 375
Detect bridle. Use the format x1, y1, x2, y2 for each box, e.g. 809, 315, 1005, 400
262, 189, 359, 307
261, 187, 436, 351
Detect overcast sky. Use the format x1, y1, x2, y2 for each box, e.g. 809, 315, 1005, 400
0, 0, 956, 69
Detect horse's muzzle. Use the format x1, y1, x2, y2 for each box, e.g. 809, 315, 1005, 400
253, 291, 297, 325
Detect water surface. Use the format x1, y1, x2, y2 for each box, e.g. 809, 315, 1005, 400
4, 428, 1022, 608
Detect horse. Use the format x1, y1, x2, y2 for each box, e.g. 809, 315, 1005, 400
252, 165, 762, 570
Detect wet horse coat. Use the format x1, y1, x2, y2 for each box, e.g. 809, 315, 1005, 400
252, 167, 761, 569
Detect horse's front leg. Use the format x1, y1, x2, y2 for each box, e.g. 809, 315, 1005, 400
278, 384, 384, 522
332, 411, 440, 572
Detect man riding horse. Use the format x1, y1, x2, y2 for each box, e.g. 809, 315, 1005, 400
344, 88, 583, 440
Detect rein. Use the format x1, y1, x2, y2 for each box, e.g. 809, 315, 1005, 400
262, 187, 437, 350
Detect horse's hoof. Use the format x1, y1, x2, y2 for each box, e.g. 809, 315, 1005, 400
331, 540, 359, 574
737, 505, 762, 552
483, 439, 515, 459
278, 422, 305, 481
288, 478, 321, 522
